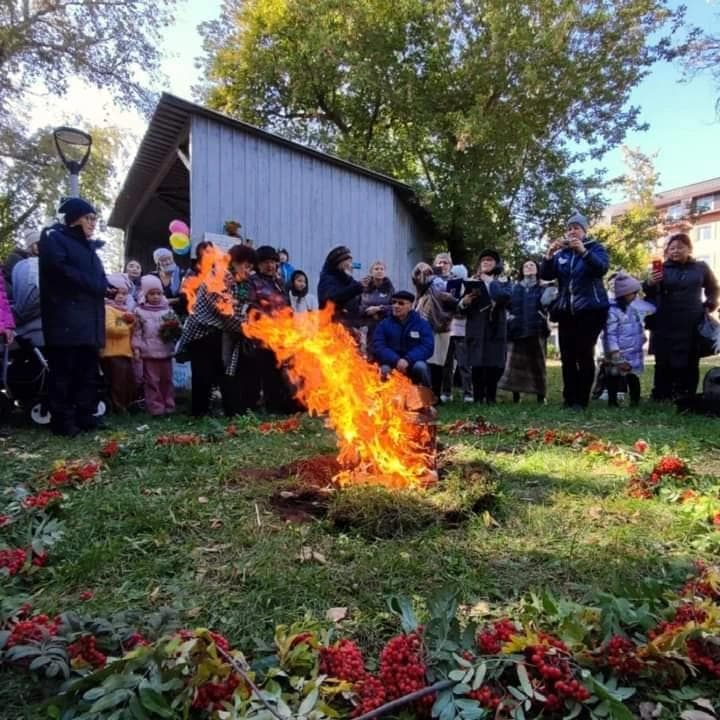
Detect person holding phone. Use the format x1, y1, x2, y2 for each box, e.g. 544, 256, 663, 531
540, 211, 609, 410
643, 233, 718, 400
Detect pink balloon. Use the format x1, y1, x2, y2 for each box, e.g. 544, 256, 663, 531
168, 219, 189, 235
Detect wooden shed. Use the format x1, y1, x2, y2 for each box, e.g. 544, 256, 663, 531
109, 94, 432, 290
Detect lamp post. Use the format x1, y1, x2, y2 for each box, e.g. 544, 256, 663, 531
53, 126, 92, 197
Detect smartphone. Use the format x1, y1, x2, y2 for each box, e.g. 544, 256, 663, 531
652, 259, 663, 274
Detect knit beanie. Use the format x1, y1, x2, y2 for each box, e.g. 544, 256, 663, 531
566, 210, 589, 231
478, 249, 501, 264
106, 273, 133, 292
58, 197, 96, 225
153, 248, 173, 264
613, 272, 642, 298
255, 245, 280, 263
22, 229, 41, 250
324, 245, 352, 270
141, 274, 164, 295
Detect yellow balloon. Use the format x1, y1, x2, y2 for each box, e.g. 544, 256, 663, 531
169, 232, 189, 250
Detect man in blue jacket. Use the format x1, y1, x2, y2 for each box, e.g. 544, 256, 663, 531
39, 198, 108, 436
372, 291, 434, 387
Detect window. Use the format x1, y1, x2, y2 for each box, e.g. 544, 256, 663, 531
666, 203, 684, 221
697, 224, 714, 243
695, 194, 718, 214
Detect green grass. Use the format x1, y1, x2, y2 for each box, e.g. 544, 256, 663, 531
2, 363, 720, 714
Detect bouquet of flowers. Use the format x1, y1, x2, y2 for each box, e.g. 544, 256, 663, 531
158, 311, 182, 343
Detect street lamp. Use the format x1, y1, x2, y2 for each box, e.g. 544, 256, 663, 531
53, 126, 92, 198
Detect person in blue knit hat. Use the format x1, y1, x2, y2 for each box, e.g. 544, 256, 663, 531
540, 209, 609, 410
38, 198, 108, 436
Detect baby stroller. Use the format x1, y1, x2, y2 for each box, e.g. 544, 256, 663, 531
0, 338, 106, 425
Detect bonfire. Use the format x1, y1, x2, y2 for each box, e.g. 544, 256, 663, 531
186, 246, 436, 489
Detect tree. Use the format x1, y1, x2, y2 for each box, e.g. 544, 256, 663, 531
677, 10, 720, 113
593, 147, 660, 276
0, 124, 128, 258
0, 0, 177, 117
198, 0, 679, 263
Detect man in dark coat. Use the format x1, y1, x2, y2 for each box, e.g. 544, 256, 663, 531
373, 291, 434, 387
39, 198, 108, 436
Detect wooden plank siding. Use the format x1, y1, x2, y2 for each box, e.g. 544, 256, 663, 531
190, 116, 425, 293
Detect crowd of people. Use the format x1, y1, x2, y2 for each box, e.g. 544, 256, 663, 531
1, 199, 718, 438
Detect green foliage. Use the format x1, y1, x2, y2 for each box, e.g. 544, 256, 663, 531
199, 0, 680, 260
592, 147, 661, 277
0, 123, 128, 256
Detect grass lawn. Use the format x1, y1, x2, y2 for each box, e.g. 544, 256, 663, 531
2, 362, 720, 717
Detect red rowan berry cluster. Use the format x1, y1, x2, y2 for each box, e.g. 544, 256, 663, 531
476, 618, 518, 655
652, 456, 687, 479
21, 490, 62, 510
320, 639, 366, 681
192, 674, 242, 711
467, 685, 503, 710
49, 462, 100, 488
379, 631, 427, 700
155, 433, 202, 446
99, 440, 119, 458
352, 675, 386, 717
687, 638, 720, 678
444, 418, 503, 436
647, 604, 708, 640
604, 636, 643, 676
68, 635, 107, 667
31, 549, 49, 566
0, 547, 27, 575
124, 632, 148, 650
209, 631, 230, 652
7, 614, 60, 646
524, 636, 590, 712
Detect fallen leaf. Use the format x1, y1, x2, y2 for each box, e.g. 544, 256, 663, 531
325, 607, 348, 622
298, 546, 327, 564
198, 496, 209, 504
210, 518, 223, 529
149, 586, 161, 602
136, 424, 150, 432
639, 702, 663, 719
468, 601, 491, 617
680, 712, 716, 720
141, 487, 163, 496
693, 700, 717, 714
587, 506, 603, 520
186, 606, 203, 618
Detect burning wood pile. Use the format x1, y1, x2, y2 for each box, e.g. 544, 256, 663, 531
186, 246, 437, 489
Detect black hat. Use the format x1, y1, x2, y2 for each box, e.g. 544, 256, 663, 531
324, 245, 352, 269
477, 248, 501, 263
228, 244, 257, 265
59, 197, 96, 225
391, 290, 415, 303
255, 245, 280, 263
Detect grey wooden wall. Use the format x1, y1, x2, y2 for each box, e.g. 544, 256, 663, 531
189, 116, 425, 293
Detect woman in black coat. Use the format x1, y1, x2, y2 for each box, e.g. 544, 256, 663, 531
644, 232, 719, 400
38, 198, 108, 436
317, 246, 368, 329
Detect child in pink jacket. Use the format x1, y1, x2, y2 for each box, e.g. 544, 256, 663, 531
132, 275, 178, 416
0, 280, 15, 346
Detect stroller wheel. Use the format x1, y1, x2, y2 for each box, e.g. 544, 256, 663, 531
94, 400, 107, 418
31, 403, 51, 425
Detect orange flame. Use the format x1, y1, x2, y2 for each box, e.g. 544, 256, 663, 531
244, 306, 436, 489
182, 245, 235, 316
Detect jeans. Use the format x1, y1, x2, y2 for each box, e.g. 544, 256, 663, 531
381, 360, 431, 388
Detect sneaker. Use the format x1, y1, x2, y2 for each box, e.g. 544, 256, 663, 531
440, 394, 451, 403
463, 394, 474, 403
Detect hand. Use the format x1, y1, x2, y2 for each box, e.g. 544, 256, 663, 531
647, 270, 663, 286
1, 328, 14, 344
367, 305, 382, 315
396, 358, 409, 373
545, 240, 564, 258
360, 277, 371, 289
569, 237, 586, 254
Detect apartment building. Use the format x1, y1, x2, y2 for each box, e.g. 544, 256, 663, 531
602, 176, 720, 276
